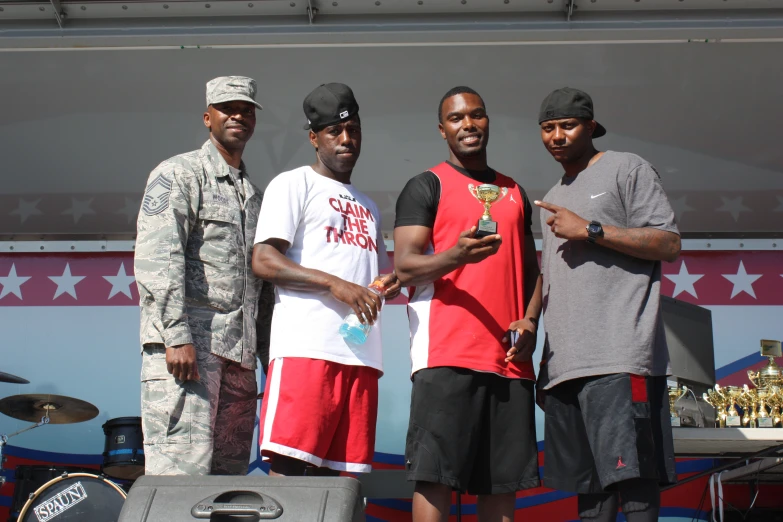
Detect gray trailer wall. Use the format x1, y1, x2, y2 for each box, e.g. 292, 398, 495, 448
1, 8, 782, 237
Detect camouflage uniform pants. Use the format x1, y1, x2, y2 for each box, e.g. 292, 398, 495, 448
140, 346, 257, 476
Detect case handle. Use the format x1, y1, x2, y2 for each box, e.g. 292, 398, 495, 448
190, 490, 283, 519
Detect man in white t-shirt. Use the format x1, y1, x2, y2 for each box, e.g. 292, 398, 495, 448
252, 83, 400, 476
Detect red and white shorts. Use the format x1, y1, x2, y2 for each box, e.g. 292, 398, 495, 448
259, 357, 379, 473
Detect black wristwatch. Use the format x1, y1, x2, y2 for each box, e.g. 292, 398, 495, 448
585, 221, 604, 243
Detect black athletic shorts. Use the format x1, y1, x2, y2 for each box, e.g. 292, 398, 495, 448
405, 367, 540, 495
543, 373, 677, 494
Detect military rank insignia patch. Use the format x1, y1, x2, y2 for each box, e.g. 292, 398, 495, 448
142, 174, 172, 216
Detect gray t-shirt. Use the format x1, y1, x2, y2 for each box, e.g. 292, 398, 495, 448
538, 151, 680, 390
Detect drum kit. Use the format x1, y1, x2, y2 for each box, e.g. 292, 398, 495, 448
0, 371, 143, 521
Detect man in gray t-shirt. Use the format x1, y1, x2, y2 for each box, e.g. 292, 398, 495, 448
534, 88, 681, 522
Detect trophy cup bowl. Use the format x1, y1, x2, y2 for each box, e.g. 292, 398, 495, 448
761, 359, 782, 385
713, 384, 729, 410
748, 364, 782, 388
703, 390, 726, 428
476, 184, 501, 203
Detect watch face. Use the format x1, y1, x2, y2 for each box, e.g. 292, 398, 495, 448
588, 223, 601, 235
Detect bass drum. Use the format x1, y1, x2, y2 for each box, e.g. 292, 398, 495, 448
10, 466, 93, 522
17, 472, 126, 522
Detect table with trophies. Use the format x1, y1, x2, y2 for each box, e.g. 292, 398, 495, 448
665, 340, 783, 488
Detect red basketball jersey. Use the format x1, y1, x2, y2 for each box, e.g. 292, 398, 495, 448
407, 162, 535, 380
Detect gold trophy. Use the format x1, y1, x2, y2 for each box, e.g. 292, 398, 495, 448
468, 184, 509, 238
703, 389, 726, 428
724, 386, 744, 427
748, 340, 783, 389
739, 384, 757, 428
668, 385, 688, 427
755, 388, 774, 428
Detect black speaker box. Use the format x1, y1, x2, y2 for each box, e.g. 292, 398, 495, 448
118, 475, 365, 522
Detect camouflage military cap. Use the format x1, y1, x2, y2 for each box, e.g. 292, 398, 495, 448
206, 76, 263, 110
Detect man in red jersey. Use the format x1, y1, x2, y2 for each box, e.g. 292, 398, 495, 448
393, 86, 542, 522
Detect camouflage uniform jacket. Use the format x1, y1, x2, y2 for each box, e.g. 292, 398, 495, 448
135, 139, 263, 370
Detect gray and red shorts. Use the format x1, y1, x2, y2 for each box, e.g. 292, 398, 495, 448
543, 373, 677, 494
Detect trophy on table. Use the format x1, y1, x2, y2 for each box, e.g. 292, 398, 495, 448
668, 385, 688, 427
748, 340, 783, 389
702, 384, 739, 428
468, 184, 509, 239
723, 386, 744, 427
703, 388, 727, 428
755, 387, 775, 428
745, 340, 782, 428
739, 384, 757, 428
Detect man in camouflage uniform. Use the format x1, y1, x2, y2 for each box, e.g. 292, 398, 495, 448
134, 76, 267, 476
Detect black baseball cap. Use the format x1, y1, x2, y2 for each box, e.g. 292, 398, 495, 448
538, 87, 607, 138
303, 83, 359, 131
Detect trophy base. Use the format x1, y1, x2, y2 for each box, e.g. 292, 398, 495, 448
758, 417, 774, 428
670, 416, 681, 427
726, 415, 742, 427
475, 219, 498, 239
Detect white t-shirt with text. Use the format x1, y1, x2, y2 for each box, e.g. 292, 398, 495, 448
254, 166, 390, 372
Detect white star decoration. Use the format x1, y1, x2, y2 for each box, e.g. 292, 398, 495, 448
716, 196, 751, 222
49, 263, 86, 299
722, 261, 762, 299
103, 263, 136, 299
664, 261, 704, 299
669, 196, 695, 223
115, 197, 140, 224
62, 197, 96, 224
9, 198, 43, 223
0, 264, 32, 300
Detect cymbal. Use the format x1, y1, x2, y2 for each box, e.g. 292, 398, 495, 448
0, 372, 29, 384
0, 394, 98, 424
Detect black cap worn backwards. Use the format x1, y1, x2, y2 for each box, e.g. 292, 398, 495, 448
538, 87, 607, 138
303, 83, 359, 131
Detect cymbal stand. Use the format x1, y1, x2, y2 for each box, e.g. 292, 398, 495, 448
0, 414, 51, 487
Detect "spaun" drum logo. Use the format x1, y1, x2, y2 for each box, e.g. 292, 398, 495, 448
33, 482, 88, 521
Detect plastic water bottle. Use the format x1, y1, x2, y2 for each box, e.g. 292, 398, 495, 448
338, 282, 385, 345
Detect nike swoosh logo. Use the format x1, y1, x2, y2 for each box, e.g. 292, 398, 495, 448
590, 192, 607, 199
